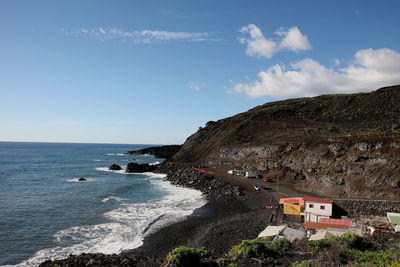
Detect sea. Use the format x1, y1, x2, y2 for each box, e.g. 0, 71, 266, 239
0, 142, 206, 266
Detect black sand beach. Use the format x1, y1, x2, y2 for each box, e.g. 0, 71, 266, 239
129, 192, 279, 258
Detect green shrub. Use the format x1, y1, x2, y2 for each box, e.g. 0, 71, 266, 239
308, 233, 366, 252
228, 238, 271, 259
163, 246, 208, 267
307, 238, 335, 252
345, 249, 400, 266
291, 260, 314, 267
85, 259, 96, 266
86, 259, 96, 266
216, 257, 237, 267
268, 238, 292, 253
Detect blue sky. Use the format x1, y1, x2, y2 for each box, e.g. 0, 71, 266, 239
1, 0, 400, 144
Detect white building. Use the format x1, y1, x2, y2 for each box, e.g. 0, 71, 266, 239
258, 225, 305, 242
303, 196, 333, 222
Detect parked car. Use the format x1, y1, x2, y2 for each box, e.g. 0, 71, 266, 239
253, 184, 262, 191
263, 178, 274, 182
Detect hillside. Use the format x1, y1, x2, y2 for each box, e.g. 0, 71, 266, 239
171, 85, 400, 199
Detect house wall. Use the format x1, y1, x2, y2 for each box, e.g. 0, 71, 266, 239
283, 203, 302, 215
304, 201, 332, 222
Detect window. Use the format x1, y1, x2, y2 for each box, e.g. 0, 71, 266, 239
320, 205, 325, 210
309, 204, 314, 208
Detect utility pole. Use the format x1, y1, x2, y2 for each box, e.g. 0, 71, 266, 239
276, 180, 279, 193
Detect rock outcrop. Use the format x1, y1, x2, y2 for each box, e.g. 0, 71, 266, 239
157, 164, 241, 199
126, 145, 182, 159
125, 163, 156, 173
109, 164, 122, 170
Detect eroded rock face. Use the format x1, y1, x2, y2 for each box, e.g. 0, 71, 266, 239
169, 86, 400, 199
125, 163, 156, 173
206, 141, 400, 199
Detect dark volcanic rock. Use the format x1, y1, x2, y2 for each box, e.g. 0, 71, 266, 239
109, 164, 122, 170
157, 164, 241, 200
126, 145, 182, 159
78, 177, 86, 181
126, 163, 157, 173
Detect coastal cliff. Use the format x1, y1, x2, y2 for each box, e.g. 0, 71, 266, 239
126, 145, 182, 159
169, 85, 400, 199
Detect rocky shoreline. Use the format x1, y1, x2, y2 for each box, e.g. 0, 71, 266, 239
156, 163, 242, 200
40, 162, 277, 266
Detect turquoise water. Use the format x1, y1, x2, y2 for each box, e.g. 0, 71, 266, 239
0, 142, 205, 266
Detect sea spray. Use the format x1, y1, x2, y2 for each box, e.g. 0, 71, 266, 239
17, 172, 206, 266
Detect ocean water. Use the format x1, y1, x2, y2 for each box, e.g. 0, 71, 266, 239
0, 142, 206, 266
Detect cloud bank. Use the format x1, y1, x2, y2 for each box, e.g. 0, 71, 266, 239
232, 48, 400, 98
239, 24, 311, 58
64, 27, 216, 44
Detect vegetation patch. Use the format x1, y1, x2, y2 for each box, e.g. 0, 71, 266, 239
228, 238, 271, 259
345, 249, 400, 266
267, 238, 292, 253
307, 232, 367, 252
163, 246, 208, 267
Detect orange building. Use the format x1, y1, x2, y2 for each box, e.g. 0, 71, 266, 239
279, 198, 305, 215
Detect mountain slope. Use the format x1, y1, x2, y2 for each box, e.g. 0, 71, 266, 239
171, 85, 400, 199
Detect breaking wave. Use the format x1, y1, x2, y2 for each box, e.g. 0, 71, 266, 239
95, 166, 127, 174
17, 173, 206, 266
101, 196, 128, 203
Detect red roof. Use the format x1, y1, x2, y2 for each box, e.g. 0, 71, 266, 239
304, 221, 349, 230
279, 197, 305, 206
319, 218, 352, 227
303, 196, 332, 204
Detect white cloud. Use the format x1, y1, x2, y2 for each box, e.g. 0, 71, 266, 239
187, 82, 202, 91
333, 58, 341, 66
239, 24, 311, 58
64, 27, 216, 44
276, 27, 312, 52
239, 24, 277, 58
231, 48, 400, 98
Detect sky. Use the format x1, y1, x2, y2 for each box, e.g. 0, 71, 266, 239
1, 0, 400, 144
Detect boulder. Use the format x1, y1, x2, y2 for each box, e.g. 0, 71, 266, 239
109, 164, 122, 170
125, 163, 156, 173
78, 177, 87, 182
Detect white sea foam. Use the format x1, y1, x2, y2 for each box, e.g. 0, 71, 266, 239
18, 173, 206, 267
93, 159, 104, 162
66, 178, 96, 183
95, 166, 127, 174
105, 153, 125, 156
149, 161, 161, 165
101, 196, 128, 203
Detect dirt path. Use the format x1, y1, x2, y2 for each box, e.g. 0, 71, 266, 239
203, 165, 325, 201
